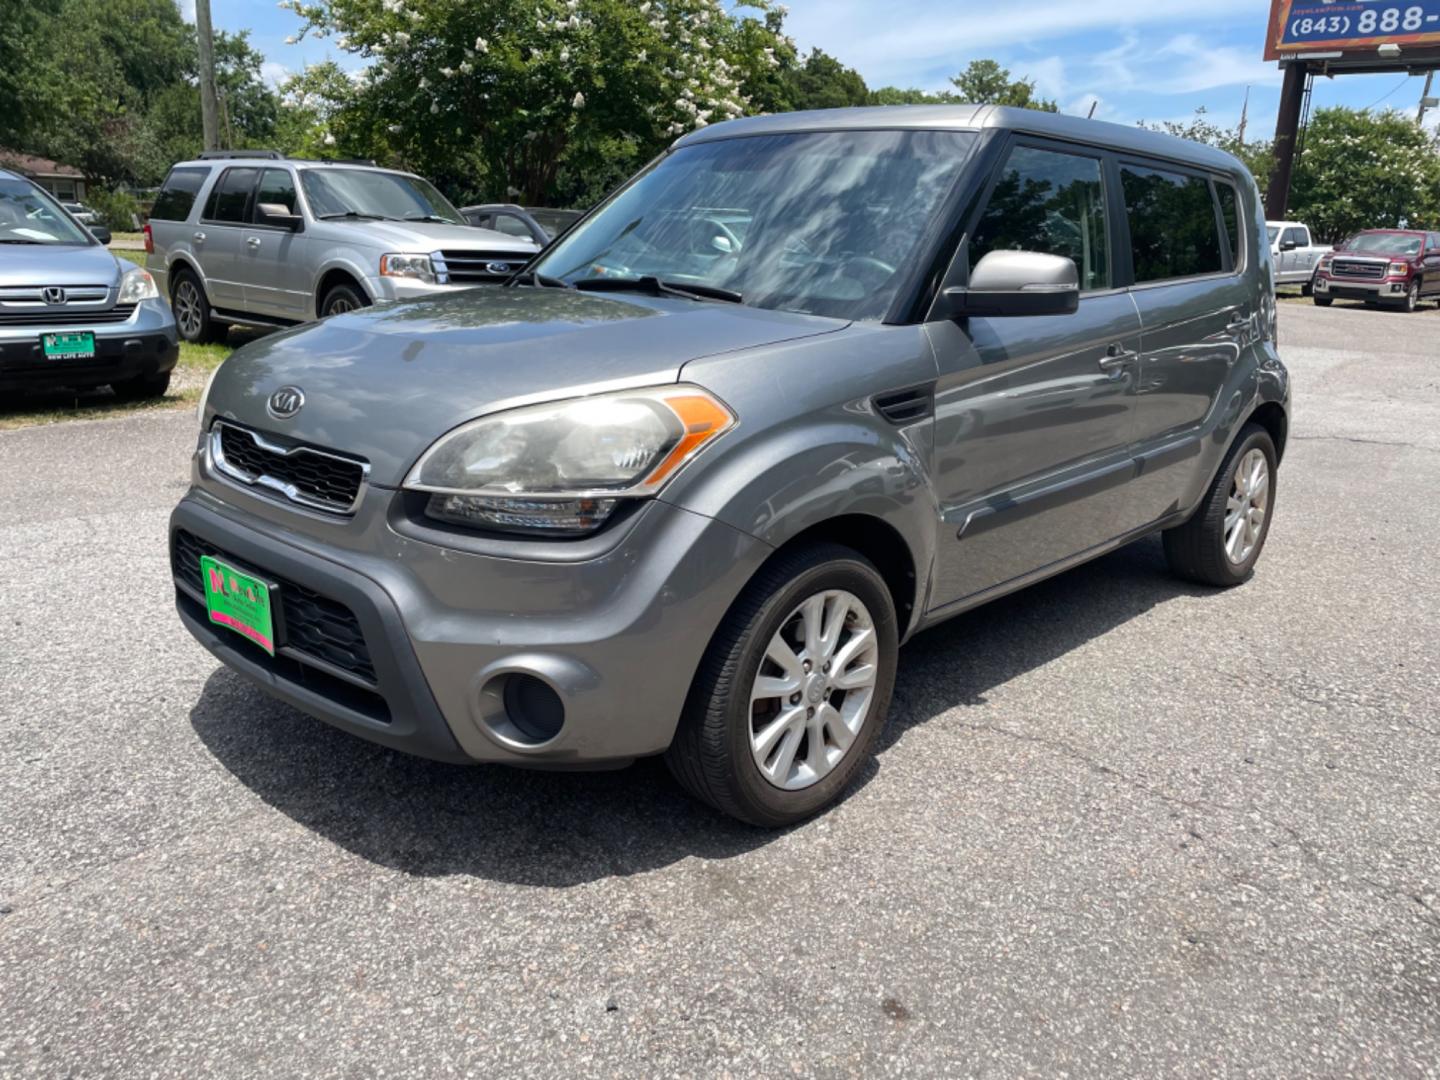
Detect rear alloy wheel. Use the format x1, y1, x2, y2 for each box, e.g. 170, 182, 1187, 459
666, 543, 898, 827
1163, 423, 1277, 587
320, 281, 369, 318
171, 271, 224, 344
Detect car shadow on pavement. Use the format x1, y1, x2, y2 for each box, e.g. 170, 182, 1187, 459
189, 534, 1213, 886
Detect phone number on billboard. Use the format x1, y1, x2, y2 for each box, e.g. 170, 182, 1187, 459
1283, 1, 1440, 44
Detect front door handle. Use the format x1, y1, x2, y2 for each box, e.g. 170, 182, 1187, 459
1099, 344, 1136, 371
246, 236, 261, 249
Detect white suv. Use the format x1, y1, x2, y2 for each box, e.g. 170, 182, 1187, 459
144, 152, 538, 343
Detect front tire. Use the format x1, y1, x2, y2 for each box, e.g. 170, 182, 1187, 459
320, 281, 369, 318
1163, 423, 1277, 587
1400, 279, 1421, 313
665, 543, 898, 827
110, 371, 171, 402
1313, 295, 1333, 307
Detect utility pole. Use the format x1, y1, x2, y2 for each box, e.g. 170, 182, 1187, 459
1237, 85, 1251, 147
1266, 61, 1309, 221
1420, 70, 1436, 127
195, 0, 220, 151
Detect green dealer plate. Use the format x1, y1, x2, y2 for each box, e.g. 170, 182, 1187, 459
200, 555, 277, 656
41, 331, 95, 360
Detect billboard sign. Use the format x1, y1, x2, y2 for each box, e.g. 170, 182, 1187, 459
1266, 0, 1440, 59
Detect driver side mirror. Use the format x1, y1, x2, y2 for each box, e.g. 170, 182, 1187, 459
1279, 239, 1297, 252
942, 250, 1080, 319
257, 202, 302, 231
88, 225, 112, 245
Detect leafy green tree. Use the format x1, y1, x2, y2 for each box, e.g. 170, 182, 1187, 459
1289, 107, 1440, 240
949, 59, 1057, 112
1139, 107, 1274, 195
868, 85, 958, 106
281, 0, 798, 207
777, 49, 869, 112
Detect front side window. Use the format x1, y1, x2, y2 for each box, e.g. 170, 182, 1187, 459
152, 167, 209, 222
299, 168, 464, 224
204, 167, 258, 224
533, 129, 977, 321
968, 145, 1110, 291
253, 168, 298, 219
0, 177, 93, 245
1122, 165, 1224, 282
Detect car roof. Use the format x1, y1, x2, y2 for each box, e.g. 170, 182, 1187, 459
675, 104, 1247, 176
170, 157, 419, 180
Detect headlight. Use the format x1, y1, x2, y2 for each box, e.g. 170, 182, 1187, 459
1389, 261, 1411, 276
405, 385, 736, 535
1319, 254, 1333, 269
117, 266, 159, 303
379, 253, 437, 283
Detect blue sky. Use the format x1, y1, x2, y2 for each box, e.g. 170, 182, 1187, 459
193, 0, 1440, 134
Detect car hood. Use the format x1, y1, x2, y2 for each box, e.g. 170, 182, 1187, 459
0, 243, 120, 288
207, 287, 846, 485
322, 218, 537, 254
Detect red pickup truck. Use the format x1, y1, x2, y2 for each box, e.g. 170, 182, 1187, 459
1313, 229, 1440, 313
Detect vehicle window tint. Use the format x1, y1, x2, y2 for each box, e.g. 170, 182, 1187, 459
203, 167, 258, 224
253, 168, 297, 220
493, 214, 535, 239
1121, 165, 1224, 282
1296, 227, 1311, 247
1282, 227, 1304, 247
1215, 181, 1241, 268
969, 145, 1110, 291
150, 167, 209, 222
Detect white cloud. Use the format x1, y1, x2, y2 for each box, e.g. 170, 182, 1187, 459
260, 61, 291, 87
178, 0, 196, 22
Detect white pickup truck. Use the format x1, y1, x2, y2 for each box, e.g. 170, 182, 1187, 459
1267, 220, 1331, 291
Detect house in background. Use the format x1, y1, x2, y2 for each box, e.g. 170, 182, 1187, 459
0, 151, 87, 201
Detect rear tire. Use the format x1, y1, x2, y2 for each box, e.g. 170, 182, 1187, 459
319, 281, 369, 318
110, 371, 172, 402
170, 270, 225, 345
665, 543, 898, 827
1163, 423, 1277, 588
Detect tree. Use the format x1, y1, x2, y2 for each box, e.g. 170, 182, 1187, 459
1289, 107, 1440, 240
776, 49, 869, 112
281, 0, 799, 207
1139, 107, 1274, 196
868, 86, 957, 106
948, 59, 1057, 112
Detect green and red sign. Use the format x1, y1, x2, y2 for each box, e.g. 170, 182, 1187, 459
200, 555, 276, 655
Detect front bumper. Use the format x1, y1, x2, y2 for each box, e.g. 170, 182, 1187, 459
0, 300, 178, 391
367, 276, 503, 303
170, 473, 771, 767
1314, 275, 1411, 302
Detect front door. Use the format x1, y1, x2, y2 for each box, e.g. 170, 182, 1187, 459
927, 140, 1143, 610
242, 168, 308, 321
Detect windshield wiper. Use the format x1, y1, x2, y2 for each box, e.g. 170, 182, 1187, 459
506, 271, 573, 289
572, 275, 742, 304
0, 238, 45, 244
316, 211, 390, 221
403, 214, 451, 223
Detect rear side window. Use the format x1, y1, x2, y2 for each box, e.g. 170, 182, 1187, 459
492, 213, 535, 239
969, 145, 1111, 291
202, 167, 258, 224
150, 167, 209, 222
1215, 182, 1242, 268
253, 168, 298, 219
1121, 165, 1224, 282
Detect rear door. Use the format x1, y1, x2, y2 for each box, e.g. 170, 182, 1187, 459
1123, 164, 1253, 519
195, 166, 259, 310
927, 138, 1144, 608
1425, 234, 1440, 296
242, 168, 308, 320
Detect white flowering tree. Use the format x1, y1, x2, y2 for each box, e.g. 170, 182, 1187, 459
278, 0, 796, 206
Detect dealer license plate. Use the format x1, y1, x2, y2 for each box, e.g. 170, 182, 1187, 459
200, 555, 277, 656
41, 331, 96, 360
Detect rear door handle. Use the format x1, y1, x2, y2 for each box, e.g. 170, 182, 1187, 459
1099, 343, 1136, 371
192, 231, 206, 244
1227, 312, 1250, 329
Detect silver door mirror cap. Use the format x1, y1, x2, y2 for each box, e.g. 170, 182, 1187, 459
943, 250, 1080, 319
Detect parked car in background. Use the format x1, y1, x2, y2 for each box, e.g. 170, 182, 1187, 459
1266, 220, 1329, 292
1313, 229, 1440, 312
145, 151, 539, 343
461, 203, 583, 245
0, 168, 176, 399
62, 201, 98, 226
170, 107, 1287, 827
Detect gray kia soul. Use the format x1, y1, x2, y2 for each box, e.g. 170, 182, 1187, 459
171, 106, 1289, 826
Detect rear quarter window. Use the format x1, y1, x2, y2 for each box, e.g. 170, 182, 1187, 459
1121, 165, 1225, 283
1215, 181, 1242, 270
150, 167, 210, 222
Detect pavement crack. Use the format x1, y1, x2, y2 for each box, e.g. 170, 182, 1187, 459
1290, 434, 1440, 455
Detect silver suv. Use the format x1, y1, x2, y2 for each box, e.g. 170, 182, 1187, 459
144, 152, 538, 343
171, 107, 1289, 826
1, 168, 177, 399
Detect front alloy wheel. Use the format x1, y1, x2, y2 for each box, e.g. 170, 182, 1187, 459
1402, 280, 1420, 313
666, 543, 898, 827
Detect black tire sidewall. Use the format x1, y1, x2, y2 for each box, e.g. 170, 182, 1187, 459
1313, 296, 1332, 307
172, 272, 211, 343
718, 554, 898, 825
322, 283, 367, 317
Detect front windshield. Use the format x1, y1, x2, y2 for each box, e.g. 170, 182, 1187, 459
533, 129, 978, 321
1346, 232, 1422, 256
299, 168, 464, 224
0, 178, 92, 245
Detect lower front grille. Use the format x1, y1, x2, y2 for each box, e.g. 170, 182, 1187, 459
0, 304, 136, 326
172, 529, 378, 686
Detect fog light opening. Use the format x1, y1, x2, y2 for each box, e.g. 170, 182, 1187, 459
487, 673, 565, 745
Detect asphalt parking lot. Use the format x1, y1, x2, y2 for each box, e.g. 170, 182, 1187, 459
2, 301, 1438, 1078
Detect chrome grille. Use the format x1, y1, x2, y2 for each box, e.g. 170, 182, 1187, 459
0, 305, 136, 326
1331, 259, 1386, 280
434, 249, 529, 284
211, 421, 368, 514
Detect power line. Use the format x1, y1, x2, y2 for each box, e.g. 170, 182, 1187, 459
1361, 76, 1412, 112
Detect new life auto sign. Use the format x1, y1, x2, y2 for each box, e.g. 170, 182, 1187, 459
1266, 0, 1440, 59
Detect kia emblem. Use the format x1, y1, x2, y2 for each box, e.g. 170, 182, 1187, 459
267, 386, 305, 420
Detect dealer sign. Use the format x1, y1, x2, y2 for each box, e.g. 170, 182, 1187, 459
1266, 0, 1440, 59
